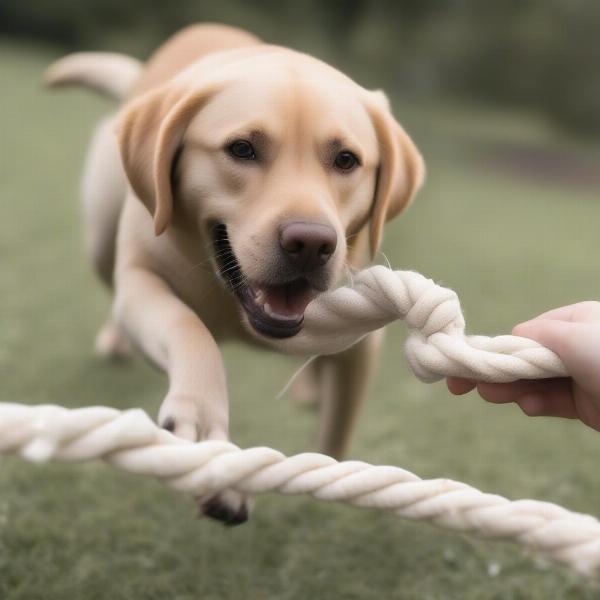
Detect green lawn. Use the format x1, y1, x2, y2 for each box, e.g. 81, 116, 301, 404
1, 42, 600, 599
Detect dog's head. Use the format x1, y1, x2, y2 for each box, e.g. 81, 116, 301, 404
118, 48, 424, 339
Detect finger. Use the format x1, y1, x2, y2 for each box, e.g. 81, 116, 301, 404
517, 304, 584, 324
516, 385, 577, 419
573, 391, 600, 431
446, 377, 476, 395
511, 319, 575, 356
475, 379, 559, 404
515, 301, 600, 327
476, 377, 576, 418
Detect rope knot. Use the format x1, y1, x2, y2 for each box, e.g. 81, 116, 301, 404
403, 278, 465, 337
267, 265, 567, 382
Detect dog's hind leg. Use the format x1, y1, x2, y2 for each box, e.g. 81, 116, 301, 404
317, 329, 384, 459
81, 115, 130, 358
289, 358, 323, 408
94, 319, 132, 359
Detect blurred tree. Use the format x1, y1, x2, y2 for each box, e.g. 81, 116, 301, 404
0, 0, 598, 135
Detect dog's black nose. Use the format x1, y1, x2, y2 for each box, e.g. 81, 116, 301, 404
279, 221, 337, 272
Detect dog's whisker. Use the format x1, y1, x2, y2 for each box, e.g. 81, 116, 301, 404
188, 248, 233, 269
186, 264, 213, 276
212, 249, 236, 261
276, 355, 319, 400
217, 257, 239, 269
344, 263, 355, 288
188, 278, 219, 304
229, 275, 249, 289
187, 261, 215, 274
379, 250, 392, 271
219, 263, 243, 277
229, 276, 250, 292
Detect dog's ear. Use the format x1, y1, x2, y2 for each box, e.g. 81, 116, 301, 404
366, 91, 425, 257
117, 84, 220, 235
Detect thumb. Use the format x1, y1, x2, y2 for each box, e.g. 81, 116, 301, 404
512, 319, 576, 360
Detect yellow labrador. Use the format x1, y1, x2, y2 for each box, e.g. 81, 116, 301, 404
46, 23, 424, 524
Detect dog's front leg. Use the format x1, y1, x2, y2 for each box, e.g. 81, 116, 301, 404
114, 267, 249, 524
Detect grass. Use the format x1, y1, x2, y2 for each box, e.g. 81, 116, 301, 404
1, 41, 600, 599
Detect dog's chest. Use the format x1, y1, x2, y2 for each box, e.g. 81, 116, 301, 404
168, 264, 247, 340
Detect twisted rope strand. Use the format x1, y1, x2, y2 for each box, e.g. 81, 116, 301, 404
1, 402, 599, 579
277, 266, 568, 382
1, 267, 588, 577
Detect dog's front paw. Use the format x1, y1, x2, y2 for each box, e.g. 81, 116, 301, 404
159, 414, 198, 441
158, 393, 200, 441
198, 489, 251, 526
158, 395, 250, 525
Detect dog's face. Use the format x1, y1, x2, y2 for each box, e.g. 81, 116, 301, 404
119, 50, 424, 340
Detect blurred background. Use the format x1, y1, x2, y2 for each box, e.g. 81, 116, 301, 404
2, 0, 600, 135
1, 2, 600, 599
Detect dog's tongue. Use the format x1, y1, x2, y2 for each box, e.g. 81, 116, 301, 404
259, 280, 314, 319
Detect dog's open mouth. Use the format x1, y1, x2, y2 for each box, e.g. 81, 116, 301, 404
212, 223, 315, 338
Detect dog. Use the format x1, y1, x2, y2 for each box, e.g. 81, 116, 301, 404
45, 23, 424, 524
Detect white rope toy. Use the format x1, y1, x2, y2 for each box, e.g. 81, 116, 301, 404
276, 266, 567, 382
4, 266, 596, 579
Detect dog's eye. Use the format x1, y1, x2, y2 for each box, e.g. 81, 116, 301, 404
334, 150, 359, 172
227, 139, 256, 161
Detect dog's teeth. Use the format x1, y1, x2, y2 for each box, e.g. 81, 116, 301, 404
264, 302, 299, 321
254, 290, 266, 305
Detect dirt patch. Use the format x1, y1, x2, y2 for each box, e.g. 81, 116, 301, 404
475, 142, 600, 191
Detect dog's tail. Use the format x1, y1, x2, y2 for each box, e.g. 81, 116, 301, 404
44, 52, 143, 101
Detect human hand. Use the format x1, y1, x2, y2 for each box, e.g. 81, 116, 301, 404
447, 302, 600, 431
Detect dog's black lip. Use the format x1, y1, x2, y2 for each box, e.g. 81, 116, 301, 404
211, 223, 306, 339
241, 288, 304, 338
